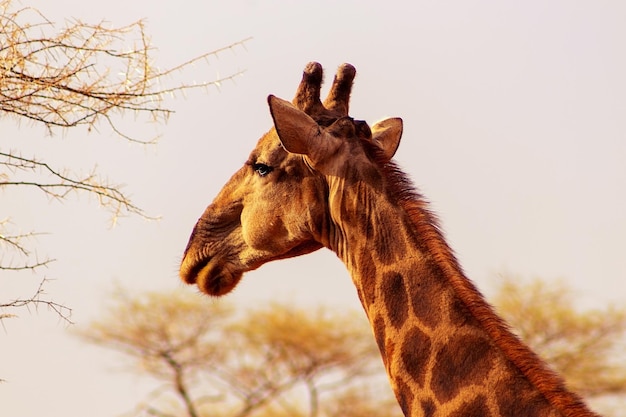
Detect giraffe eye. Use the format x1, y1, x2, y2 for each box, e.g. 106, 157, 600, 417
253, 163, 273, 177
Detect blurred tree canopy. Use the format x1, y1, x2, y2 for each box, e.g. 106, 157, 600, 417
78, 278, 626, 417
0, 0, 248, 323
492, 276, 626, 415
76, 289, 399, 417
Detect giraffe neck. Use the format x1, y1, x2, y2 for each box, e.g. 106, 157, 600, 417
324, 168, 597, 417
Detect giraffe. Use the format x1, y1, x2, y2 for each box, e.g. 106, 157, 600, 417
180, 62, 599, 417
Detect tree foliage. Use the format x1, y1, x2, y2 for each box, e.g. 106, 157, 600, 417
0, 0, 248, 322
76, 289, 399, 417
492, 276, 626, 414
77, 278, 626, 417
0, 0, 247, 140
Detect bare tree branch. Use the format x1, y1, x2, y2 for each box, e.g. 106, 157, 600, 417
0, 217, 54, 271
0, 278, 72, 325
0, 150, 150, 222
1, 0, 250, 142
0, 0, 250, 322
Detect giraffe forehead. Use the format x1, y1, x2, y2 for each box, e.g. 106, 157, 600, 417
253, 126, 363, 173
250, 130, 287, 163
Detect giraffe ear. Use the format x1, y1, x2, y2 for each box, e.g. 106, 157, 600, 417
267, 94, 321, 155
370, 117, 403, 162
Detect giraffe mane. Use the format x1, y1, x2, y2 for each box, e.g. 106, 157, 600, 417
362, 141, 597, 417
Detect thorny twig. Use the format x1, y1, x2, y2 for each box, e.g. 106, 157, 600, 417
0, 217, 55, 271
1, 0, 250, 329
0, 278, 72, 325
1, 0, 250, 142
0, 151, 150, 223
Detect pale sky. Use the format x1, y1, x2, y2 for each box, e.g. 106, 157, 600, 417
2, 1, 625, 416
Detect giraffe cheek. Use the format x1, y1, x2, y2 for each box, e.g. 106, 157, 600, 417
241, 209, 289, 252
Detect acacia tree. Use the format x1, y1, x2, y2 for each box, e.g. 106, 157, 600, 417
76, 289, 400, 417
0, 0, 249, 322
77, 279, 626, 417
224, 303, 393, 417
492, 276, 626, 415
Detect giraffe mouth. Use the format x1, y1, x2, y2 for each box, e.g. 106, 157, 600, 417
180, 241, 323, 297
180, 257, 243, 296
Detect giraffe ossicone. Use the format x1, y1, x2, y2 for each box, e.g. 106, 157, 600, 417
180, 62, 599, 417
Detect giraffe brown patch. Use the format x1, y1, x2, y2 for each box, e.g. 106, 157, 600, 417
382, 272, 409, 329
339, 192, 362, 233
420, 398, 436, 417
431, 334, 495, 404
448, 294, 480, 329
372, 210, 404, 265
408, 260, 445, 329
373, 314, 388, 367
404, 215, 432, 254
358, 247, 377, 307
373, 229, 394, 264
496, 373, 554, 417
356, 287, 365, 307
358, 246, 377, 276
395, 378, 414, 417
341, 182, 381, 247
449, 395, 490, 417
401, 326, 432, 387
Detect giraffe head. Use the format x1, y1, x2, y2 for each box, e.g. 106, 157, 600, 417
180, 62, 403, 296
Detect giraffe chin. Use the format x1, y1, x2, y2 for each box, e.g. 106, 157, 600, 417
194, 262, 243, 297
